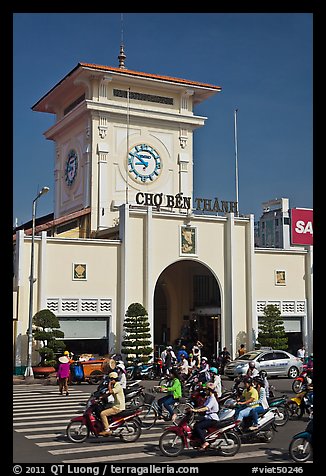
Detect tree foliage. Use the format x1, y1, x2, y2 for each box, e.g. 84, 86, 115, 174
32, 309, 66, 366
121, 303, 153, 364
257, 304, 288, 350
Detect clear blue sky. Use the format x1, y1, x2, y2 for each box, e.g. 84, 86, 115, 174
13, 12, 313, 226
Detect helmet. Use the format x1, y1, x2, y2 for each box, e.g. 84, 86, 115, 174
109, 371, 118, 379
210, 367, 219, 375
64, 351, 69, 355
188, 353, 193, 358
206, 382, 215, 391
167, 346, 173, 350
249, 362, 256, 368
243, 376, 253, 385
253, 377, 265, 387
259, 370, 267, 379
116, 363, 125, 371
201, 357, 208, 362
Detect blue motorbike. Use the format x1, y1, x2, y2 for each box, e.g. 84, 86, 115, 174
289, 418, 313, 462
126, 359, 156, 380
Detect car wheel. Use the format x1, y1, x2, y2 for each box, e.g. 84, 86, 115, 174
288, 366, 299, 379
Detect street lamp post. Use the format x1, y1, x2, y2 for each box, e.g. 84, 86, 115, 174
24, 186, 50, 379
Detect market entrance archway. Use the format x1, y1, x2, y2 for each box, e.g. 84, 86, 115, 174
154, 260, 222, 359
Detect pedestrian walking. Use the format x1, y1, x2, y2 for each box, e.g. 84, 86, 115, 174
297, 345, 306, 362
238, 344, 246, 357
57, 355, 71, 396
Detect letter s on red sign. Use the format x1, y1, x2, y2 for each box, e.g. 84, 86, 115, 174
291, 209, 313, 245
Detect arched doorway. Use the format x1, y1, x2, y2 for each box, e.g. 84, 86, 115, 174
154, 260, 222, 359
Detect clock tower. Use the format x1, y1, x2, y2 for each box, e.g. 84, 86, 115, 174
32, 53, 221, 234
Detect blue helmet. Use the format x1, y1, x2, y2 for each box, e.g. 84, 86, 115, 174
210, 367, 219, 374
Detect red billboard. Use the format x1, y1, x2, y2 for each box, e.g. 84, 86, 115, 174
291, 208, 313, 245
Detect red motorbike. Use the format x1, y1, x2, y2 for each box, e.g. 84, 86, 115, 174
292, 364, 313, 394
66, 396, 142, 443
159, 409, 241, 457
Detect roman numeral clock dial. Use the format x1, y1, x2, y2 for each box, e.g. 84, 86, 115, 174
64, 149, 78, 186
128, 144, 162, 183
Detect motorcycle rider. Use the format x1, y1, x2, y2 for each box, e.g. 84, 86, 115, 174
116, 362, 127, 390
259, 370, 270, 398
161, 346, 177, 375
209, 367, 222, 398
192, 382, 220, 450
246, 361, 259, 378
177, 354, 189, 381
177, 345, 188, 363
99, 371, 125, 436
218, 347, 231, 375
157, 368, 182, 421
248, 376, 269, 430
234, 376, 259, 423
198, 356, 210, 383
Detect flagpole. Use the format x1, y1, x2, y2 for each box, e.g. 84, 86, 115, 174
234, 108, 239, 216
126, 87, 130, 204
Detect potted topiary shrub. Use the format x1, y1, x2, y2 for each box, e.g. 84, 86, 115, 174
31, 309, 66, 377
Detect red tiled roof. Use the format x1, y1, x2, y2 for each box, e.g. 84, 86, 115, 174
79, 62, 221, 91
13, 208, 91, 241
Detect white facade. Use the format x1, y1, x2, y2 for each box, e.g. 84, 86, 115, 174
13, 62, 313, 373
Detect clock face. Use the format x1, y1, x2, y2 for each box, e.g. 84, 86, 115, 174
128, 144, 162, 183
65, 150, 78, 186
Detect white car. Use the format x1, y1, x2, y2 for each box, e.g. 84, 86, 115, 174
224, 349, 303, 379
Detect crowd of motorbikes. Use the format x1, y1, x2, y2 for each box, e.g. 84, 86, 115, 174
65, 354, 313, 462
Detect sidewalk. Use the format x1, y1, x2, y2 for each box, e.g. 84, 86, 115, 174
13, 375, 56, 385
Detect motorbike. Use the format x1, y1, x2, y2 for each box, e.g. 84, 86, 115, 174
218, 377, 245, 405
88, 375, 145, 407
126, 359, 157, 380
159, 408, 242, 457
218, 397, 277, 442
178, 369, 200, 396
153, 356, 163, 378
267, 394, 290, 426
289, 418, 313, 462
287, 387, 313, 419
292, 364, 313, 394
66, 395, 142, 443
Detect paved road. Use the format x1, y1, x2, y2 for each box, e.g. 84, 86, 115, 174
13, 377, 312, 466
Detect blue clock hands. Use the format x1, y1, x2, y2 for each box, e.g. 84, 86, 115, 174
134, 154, 149, 168
128, 144, 161, 183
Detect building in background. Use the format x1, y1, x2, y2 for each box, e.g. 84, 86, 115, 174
255, 198, 313, 250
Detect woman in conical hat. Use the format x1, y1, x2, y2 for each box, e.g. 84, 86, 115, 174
57, 355, 70, 395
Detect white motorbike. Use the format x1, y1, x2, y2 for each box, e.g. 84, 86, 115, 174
218, 397, 277, 443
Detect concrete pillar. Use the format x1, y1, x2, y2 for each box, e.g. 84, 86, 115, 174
145, 206, 154, 352
119, 204, 129, 350
246, 214, 257, 350
225, 212, 236, 358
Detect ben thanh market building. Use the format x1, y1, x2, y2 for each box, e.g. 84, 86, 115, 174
13, 52, 313, 374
